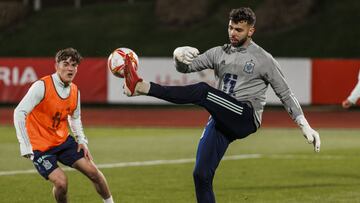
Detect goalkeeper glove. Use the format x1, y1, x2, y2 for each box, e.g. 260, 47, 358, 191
173, 46, 199, 65
296, 115, 321, 152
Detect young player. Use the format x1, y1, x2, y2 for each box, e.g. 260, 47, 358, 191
123, 7, 320, 203
342, 70, 360, 108
13, 48, 114, 203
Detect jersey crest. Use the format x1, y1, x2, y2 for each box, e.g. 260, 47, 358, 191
243, 60, 255, 74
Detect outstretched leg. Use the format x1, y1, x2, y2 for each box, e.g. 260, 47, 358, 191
127, 80, 256, 140
123, 52, 255, 139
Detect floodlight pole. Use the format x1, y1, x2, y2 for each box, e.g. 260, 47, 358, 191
75, 0, 81, 8
34, 0, 41, 11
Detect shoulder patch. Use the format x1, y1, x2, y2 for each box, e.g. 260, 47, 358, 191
243, 60, 255, 74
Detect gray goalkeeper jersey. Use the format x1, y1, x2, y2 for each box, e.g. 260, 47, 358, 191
175, 41, 303, 127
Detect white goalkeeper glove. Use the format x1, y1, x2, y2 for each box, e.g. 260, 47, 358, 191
296, 115, 321, 152
173, 46, 199, 65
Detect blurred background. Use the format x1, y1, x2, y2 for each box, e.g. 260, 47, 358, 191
0, 0, 359, 57
0, 0, 359, 107
1, 0, 360, 124
1, 0, 360, 121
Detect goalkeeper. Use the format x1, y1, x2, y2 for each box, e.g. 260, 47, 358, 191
123, 7, 320, 203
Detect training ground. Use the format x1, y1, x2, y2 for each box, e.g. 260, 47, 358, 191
1, 106, 360, 202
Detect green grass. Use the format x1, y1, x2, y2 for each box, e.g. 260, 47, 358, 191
0, 0, 359, 57
2, 125, 360, 202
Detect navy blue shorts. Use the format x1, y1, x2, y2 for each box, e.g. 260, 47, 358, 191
32, 136, 84, 180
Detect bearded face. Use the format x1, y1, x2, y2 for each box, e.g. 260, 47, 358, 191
228, 20, 255, 47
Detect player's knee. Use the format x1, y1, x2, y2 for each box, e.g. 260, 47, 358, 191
50, 172, 68, 190
53, 179, 68, 194
86, 168, 102, 183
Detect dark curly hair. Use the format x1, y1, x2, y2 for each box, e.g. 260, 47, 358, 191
55, 47, 82, 64
229, 7, 256, 26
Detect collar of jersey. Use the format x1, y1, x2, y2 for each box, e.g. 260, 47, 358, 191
52, 73, 70, 89
230, 46, 246, 53
232, 40, 254, 52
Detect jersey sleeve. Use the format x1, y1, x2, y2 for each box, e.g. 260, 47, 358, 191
13, 80, 45, 156
263, 57, 304, 121
68, 90, 88, 145
347, 70, 360, 104
175, 47, 220, 73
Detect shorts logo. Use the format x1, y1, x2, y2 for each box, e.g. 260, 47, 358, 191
243, 60, 255, 74
36, 155, 52, 163
42, 160, 53, 170
36, 155, 53, 170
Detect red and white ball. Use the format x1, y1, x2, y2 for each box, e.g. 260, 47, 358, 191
107, 47, 139, 78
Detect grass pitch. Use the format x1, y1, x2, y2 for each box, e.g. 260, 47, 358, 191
1, 125, 360, 202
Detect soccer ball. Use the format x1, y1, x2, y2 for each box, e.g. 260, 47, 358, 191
107, 48, 139, 78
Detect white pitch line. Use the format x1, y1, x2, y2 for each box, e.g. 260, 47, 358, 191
98, 154, 263, 169
0, 154, 344, 176
266, 154, 345, 160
